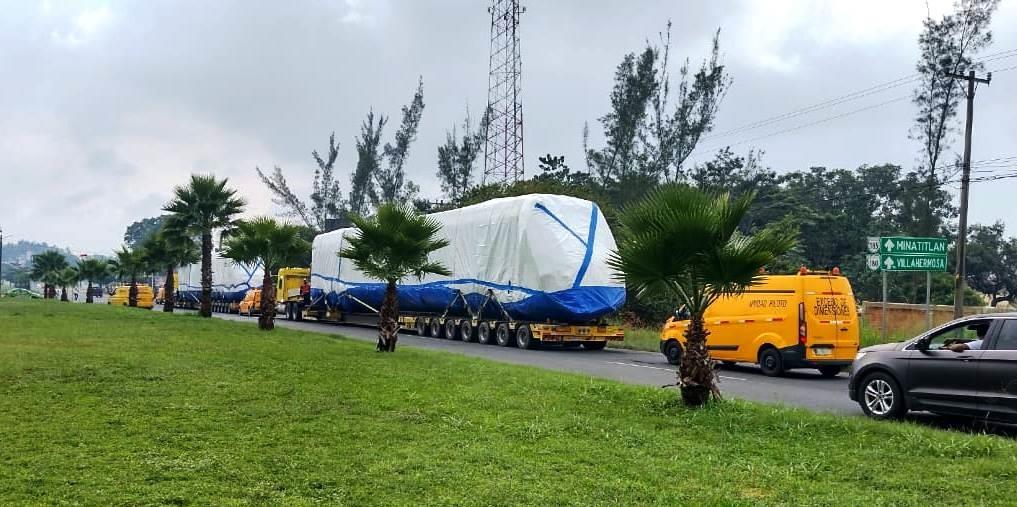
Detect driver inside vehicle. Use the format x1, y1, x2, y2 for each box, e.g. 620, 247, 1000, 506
944, 324, 989, 352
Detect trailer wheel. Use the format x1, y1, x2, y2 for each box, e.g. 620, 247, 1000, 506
495, 323, 512, 347
444, 319, 459, 340
516, 324, 536, 349
460, 320, 474, 342
477, 322, 492, 344
415, 317, 427, 335
430, 318, 444, 338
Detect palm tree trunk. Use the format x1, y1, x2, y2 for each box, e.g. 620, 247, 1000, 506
60, 287, 68, 302
377, 280, 399, 352
86, 281, 94, 304
129, 278, 138, 307
200, 231, 213, 318
679, 314, 716, 406
258, 269, 276, 331
164, 265, 175, 313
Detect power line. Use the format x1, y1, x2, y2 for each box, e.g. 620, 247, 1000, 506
698, 96, 909, 152
701, 47, 1017, 143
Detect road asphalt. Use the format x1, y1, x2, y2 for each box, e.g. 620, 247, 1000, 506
209, 312, 861, 415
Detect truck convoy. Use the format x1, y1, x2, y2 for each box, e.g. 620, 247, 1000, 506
175, 253, 263, 313
279, 194, 627, 349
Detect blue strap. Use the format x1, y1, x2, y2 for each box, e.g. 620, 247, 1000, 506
533, 203, 586, 247
572, 203, 598, 288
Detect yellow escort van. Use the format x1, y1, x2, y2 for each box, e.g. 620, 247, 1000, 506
239, 288, 262, 316
660, 269, 859, 377
108, 284, 155, 310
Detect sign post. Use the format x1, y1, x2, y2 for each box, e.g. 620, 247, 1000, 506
866, 236, 948, 339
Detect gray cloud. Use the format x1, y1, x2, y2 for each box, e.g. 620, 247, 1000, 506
1, 0, 1015, 254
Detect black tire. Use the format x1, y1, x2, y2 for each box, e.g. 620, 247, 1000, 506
857, 372, 906, 420
477, 322, 492, 344
430, 318, 443, 338
663, 340, 682, 365
818, 365, 843, 378
582, 341, 607, 350
295, 305, 303, 322
415, 317, 427, 335
444, 319, 459, 340
460, 320, 474, 342
758, 347, 785, 377
495, 323, 512, 347
516, 324, 535, 349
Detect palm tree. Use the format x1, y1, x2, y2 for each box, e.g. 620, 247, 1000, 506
222, 218, 311, 330
56, 267, 79, 302
163, 174, 246, 318
76, 258, 110, 304
142, 222, 199, 313
609, 184, 796, 406
29, 250, 69, 299
340, 203, 450, 352
109, 246, 146, 307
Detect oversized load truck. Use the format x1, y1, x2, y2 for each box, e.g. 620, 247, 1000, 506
291, 194, 626, 349
175, 252, 264, 313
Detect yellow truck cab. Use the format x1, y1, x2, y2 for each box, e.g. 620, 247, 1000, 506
239, 288, 262, 316
108, 284, 155, 310
277, 267, 310, 320
660, 269, 859, 377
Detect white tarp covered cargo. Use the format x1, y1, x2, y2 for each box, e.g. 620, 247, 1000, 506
177, 251, 263, 303
310, 194, 625, 322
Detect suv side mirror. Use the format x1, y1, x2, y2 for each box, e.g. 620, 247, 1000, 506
914, 338, 929, 351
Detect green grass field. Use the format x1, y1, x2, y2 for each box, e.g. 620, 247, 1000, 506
2, 299, 1016, 505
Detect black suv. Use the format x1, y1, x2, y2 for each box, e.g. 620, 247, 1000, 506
849, 313, 1017, 421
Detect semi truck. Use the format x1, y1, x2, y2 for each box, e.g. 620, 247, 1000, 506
175, 252, 263, 313
280, 194, 626, 349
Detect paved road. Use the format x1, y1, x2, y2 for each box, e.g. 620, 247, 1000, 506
209, 312, 860, 415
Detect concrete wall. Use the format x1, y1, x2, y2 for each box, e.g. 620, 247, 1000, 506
861, 301, 1012, 337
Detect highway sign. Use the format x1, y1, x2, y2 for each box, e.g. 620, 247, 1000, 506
866, 253, 948, 272
866, 236, 947, 255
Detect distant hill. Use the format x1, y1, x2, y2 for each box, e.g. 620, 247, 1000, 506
1, 241, 78, 267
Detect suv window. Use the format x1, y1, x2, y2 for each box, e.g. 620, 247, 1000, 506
992, 320, 1017, 350
922, 319, 992, 349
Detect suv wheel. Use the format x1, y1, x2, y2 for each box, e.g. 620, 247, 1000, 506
858, 372, 906, 419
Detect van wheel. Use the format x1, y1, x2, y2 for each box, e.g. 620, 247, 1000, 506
663, 340, 682, 365
818, 365, 843, 378
758, 347, 785, 377
858, 372, 906, 419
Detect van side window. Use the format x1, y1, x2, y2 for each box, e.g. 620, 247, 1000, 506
993, 321, 1017, 351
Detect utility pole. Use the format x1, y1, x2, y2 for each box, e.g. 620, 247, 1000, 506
946, 69, 991, 319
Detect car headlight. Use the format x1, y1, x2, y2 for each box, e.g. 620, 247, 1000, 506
854, 351, 867, 361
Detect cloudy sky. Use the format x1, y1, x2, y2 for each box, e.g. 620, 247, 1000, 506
2, 0, 1016, 254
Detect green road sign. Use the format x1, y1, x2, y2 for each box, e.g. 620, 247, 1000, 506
866, 236, 947, 255
866, 253, 948, 272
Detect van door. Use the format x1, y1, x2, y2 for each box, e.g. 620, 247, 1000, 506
802, 276, 852, 361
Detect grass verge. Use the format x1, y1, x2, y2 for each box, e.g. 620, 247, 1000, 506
611, 326, 661, 352
2, 299, 1016, 505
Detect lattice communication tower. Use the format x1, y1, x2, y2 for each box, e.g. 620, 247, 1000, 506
483, 0, 525, 184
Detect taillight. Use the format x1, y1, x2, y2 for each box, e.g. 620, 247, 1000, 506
798, 302, 807, 345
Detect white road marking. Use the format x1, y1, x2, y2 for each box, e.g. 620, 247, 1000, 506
605, 361, 746, 381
